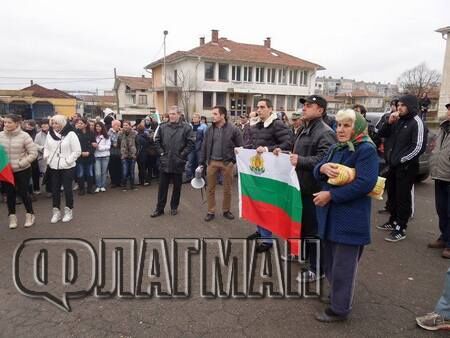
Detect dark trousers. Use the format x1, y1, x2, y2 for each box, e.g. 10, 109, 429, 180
435, 180, 450, 248
386, 162, 418, 230
147, 155, 159, 179
50, 168, 75, 209
30, 159, 40, 192
323, 240, 364, 317
301, 193, 323, 274
4, 168, 33, 215
108, 154, 122, 186
156, 172, 182, 212
137, 158, 148, 185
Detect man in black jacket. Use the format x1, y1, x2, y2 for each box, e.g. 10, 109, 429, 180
245, 98, 293, 253
199, 106, 243, 222
151, 106, 195, 217
282, 95, 336, 281
377, 94, 427, 242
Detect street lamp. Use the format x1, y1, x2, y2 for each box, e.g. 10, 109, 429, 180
163, 30, 168, 115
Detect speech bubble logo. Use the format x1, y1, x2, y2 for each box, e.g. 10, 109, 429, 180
13, 238, 97, 312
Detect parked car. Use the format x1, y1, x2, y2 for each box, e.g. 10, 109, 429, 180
365, 112, 436, 182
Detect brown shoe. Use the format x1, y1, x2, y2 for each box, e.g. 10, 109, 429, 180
442, 248, 450, 259
428, 239, 446, 249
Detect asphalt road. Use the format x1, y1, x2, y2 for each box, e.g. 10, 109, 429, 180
0, 178, 448, 337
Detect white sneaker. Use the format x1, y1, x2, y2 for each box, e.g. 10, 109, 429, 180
62, 207, 73, 223
73, 183, 79, 191
24, 213, 35, 227
94, 187, 100, 193
100, 187, 106, 192
9, 214, 18, 229
51, 208, 62, 223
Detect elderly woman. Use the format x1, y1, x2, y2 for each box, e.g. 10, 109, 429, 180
108, 119, 122, 188
44, 114, 81, 223
312, 109, 378, 322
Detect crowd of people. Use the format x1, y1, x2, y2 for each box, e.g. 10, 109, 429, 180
0, 96, 449, 329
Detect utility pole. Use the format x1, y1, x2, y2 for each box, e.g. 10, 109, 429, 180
163, 30, 168, 114
114, 68, 120, 117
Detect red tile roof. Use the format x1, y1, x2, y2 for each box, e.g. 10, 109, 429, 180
145, 38, 324, 70
117, 76, 153, 90
21, 84, 76, 99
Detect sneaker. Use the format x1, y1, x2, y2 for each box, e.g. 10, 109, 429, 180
100, 187, 106, 192
376, 221, 396, 231
24, 213, 35, 228
315, 307, 347, 323
297, 269, 325, 283
385, 229, 406, 242
72, 183, 79, 191
223, 211, 235, 220
9, 214, 18, 229
94, 187, 100, 193
204, 213, 215, 222
51, 208, 62, 223
62, 207, 73, 223
416, 312, 450, 331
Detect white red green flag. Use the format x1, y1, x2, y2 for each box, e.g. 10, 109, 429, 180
236, 149, 302, 254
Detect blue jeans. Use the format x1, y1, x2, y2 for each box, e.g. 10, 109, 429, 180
95, 156, 110, 188
257, 225, 273, 244
77, 162, 93, 179
184, 150, 199, 180
435, 268, 450, 319
121, 159, 135, 186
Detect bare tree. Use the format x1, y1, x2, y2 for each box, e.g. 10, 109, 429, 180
169, 69, 195, 121
397, 63, 440, 97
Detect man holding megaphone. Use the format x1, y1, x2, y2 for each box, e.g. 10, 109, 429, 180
198, 106, 243, 222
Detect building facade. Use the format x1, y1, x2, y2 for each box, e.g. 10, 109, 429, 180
436, 26, 450, 120
113, 76, 155, 120
0, 84, 76, 119
145, 30, 324, 119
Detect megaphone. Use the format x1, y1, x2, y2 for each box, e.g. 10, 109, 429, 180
191, 166, 205, 189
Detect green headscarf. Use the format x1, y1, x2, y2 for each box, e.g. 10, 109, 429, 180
336, 111, 375, 152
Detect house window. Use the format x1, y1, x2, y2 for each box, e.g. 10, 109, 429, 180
204, 62, 215, 81
287, 96, 296, 111
267, 68, 276, 84
203, 92, 213, 109
138, 95, 147, 105
289, 70, 298, 85
216, 92, 226, 106
231, 65, 241, 81
218, 64, 229, 81
243, 66, 253, 82
299, 70, 308, 86
255, 67, 265, 83
130, 94, 136, 104
173, 69, 178, 86
276, 95, 285, 111
278, 68, 287, 84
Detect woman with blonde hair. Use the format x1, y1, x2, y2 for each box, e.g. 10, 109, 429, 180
313, 109, 378, 322
44, 114, 81, 223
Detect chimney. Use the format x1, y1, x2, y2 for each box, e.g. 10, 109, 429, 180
200, 37, 205, 46
30, 80, 34, 85
264, 37, 271, 49
211, 29, 219, 43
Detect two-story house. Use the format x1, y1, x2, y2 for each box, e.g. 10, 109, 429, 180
144, 30, 324, 119
113, 75, 155, 120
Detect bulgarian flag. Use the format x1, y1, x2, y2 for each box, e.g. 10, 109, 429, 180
0, 144, 14, 185
237, 149, 302, 255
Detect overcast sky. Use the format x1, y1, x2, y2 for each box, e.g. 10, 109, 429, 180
0, 0, 448, 92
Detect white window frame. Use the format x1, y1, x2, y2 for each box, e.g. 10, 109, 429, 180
231, 65, 241, 82
255, 67, 265, 83
267, 68, 276, 84
243, 66, 253, 82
